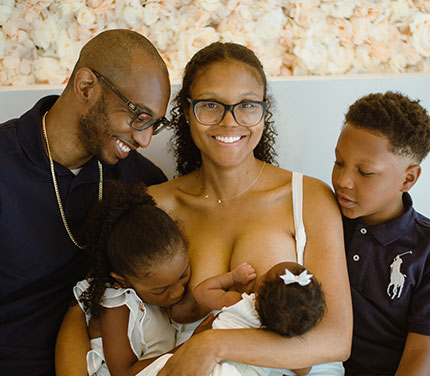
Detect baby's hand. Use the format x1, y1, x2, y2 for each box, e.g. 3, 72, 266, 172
231, 262, 257, 286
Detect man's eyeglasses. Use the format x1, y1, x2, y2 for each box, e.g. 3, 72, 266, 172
92, 70, 169, 135
187, 98, 268, 127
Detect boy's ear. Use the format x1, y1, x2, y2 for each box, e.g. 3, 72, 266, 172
401, 164, 421, 192
110, 272, 126, 286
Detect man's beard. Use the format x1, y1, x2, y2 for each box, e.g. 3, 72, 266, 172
78, 95, 113, 164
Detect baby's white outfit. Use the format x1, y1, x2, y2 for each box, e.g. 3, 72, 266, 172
74, 279, 176, 376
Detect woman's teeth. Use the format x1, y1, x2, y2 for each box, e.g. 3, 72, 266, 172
215, 136, 241, 143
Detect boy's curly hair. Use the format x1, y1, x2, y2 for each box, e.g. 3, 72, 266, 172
169, 42, 278, 176
79, 179, 187, 319
256, 263, 325, 338
345, 91, 430, 163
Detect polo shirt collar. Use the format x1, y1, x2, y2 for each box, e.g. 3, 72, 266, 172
347, 193, 415, 246
17, 95, 101, 182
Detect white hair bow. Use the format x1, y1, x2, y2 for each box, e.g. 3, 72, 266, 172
280, 269, 313, 286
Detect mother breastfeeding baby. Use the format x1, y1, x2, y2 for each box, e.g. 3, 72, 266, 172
57, 42, 352, 375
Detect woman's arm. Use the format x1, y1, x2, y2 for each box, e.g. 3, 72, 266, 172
55, 303, 90, 376
158, 178, 353, 375
193, 262, 256, 310
395, 332, 430, 376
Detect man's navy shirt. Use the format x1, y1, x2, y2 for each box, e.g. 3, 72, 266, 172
0, 96, 167, 375
343, 193, 430, 375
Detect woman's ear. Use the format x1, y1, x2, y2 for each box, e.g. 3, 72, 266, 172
401, 164, 421, 192
73, 68, 99, 104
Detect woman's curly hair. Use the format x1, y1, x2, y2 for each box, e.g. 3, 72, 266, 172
345, 91, 430, 163
257, 263, 325, 338
79, 179, 187, 319
169, 42, 278, 176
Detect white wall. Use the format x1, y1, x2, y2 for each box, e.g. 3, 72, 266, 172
1, 74, 429, 217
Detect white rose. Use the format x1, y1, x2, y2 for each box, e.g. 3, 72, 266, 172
326, 45, 354, 74
413, 0, 430, 13
77, 8, 96, 28
320, 0, 355, 18
142, 2, 161, 26
411, 13, 430, 56
175, 27, 219, 67
0, 0, 14, 25
293, 38, 329, 74
197, 0, 221, 13
387, 1, 418, 26
32, 15, 58, 50
0, 27, 5, 59
33, 56, 68, 84
254, 9, 285, 40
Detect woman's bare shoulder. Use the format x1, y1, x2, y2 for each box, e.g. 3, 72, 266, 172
146, 174, 194, 211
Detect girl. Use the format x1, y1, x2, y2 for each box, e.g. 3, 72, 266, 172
74, 180, 191, 376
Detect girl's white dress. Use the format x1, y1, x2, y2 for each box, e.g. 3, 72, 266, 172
74, 280, 176, 376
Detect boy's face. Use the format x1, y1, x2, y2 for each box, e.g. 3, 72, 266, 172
332, 123, 413, 225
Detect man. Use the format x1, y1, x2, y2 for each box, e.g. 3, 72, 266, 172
0, 29, 171, 376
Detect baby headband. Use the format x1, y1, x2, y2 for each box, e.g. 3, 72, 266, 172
280, 269, 313, 286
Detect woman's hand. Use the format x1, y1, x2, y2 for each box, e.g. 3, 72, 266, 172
158, 330, 220, 376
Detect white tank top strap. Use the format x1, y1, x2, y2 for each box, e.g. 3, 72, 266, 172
292, 172, 307, 266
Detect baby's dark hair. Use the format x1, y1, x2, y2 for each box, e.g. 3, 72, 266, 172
256, 263, 325, 337
345, 91, 430, 163
79, 180, 187, 319
169, 41, 277, 176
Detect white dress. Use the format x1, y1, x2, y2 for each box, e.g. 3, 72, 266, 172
74, 280, 176, 376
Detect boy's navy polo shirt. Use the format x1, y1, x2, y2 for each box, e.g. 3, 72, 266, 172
0, 96, 167, 376
343, 193, 430, 376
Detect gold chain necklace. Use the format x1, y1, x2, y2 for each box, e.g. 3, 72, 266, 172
198, 162, 265, 204
42, 111, 103, 249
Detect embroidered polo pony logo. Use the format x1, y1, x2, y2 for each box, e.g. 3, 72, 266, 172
387, 251, 412, 299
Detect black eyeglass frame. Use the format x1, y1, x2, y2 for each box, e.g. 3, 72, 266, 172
187, 98, 268, 127
91, 70, 169, 135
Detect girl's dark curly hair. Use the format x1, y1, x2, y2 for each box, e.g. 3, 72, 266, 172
257, 262, 325, 338
345, 91, 430, 163
169, 42, 278, 176
79, 180, 187, 319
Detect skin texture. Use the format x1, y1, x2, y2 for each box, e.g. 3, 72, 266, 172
55, 59, 352, 376
332, 123, 429, 375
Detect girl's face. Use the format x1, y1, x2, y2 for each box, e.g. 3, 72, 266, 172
187, 60, 265, 168
127, 252, 191, 307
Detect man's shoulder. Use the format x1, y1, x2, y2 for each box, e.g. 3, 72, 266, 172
107, 151, 167, 186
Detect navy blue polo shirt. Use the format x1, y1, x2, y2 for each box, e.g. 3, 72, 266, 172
343, 193, 430, 375
0, 96, 167, 376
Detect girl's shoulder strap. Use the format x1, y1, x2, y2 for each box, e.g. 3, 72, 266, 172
292, 172, 307, 265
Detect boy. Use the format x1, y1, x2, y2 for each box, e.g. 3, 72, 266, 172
332, 91, 430, 375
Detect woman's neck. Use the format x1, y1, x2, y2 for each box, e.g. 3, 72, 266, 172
196, 157, 266, 204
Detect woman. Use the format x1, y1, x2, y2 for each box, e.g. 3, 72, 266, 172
57, 42, 352, 375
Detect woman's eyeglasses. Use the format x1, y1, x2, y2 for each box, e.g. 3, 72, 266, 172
187, 98, 267, 127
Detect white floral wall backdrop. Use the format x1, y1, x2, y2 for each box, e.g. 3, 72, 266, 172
0, 0, 430, 86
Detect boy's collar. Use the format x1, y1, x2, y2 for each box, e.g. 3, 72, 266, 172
344, 193, 415, 246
